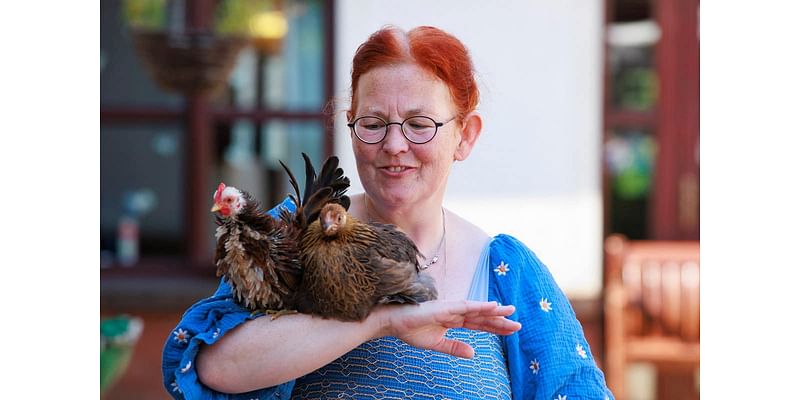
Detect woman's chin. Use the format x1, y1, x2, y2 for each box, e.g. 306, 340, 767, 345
372, 187, 417, 208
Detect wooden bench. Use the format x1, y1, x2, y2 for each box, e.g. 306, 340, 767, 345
603, 234, 700, 399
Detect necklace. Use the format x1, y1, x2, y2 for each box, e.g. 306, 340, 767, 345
420, 209, 446, 270
363, 195, 446, 271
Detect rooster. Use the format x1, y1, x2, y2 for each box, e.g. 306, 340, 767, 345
212, 154, 351, 318
295, 203, 438, 322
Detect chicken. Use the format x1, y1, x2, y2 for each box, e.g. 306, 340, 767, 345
212, 153, 351, 318
294, 203, 438, 322
211, 183, 300, 317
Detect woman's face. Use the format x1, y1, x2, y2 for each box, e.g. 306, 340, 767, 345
351, 64, 462, 208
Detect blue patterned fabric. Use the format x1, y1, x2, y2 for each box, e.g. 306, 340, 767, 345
488, 234, 615, 400
293, 330, 511, 400
162, 199, 614, 399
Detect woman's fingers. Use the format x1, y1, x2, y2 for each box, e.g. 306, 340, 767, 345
462, 316, 522, 335
385, 300, 523, 357
434, 302, 521, 334
465, 304, 516, 317
388, 300, 521, 336
445, 300, 509, 315
436, 301, 514, 320
429, 337, 476, 359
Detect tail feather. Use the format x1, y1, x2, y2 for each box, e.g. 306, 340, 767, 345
279, 160, 302, 210
299, 153, 351, 225
278, 152, 351, 228
303, 187, 334, 224
301, 153, 318, 207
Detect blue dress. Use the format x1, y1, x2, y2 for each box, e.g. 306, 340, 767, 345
162, 198, 614, 399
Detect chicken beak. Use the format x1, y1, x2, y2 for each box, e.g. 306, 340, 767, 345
211, 203, 222, 213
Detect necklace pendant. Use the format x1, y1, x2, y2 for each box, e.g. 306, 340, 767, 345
421, 255, 438, 270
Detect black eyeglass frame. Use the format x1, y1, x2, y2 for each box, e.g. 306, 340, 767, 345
347, 115, 457, 144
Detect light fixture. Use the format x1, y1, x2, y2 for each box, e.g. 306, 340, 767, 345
249, 10, 289, 55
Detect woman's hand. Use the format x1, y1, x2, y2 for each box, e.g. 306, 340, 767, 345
371, 300, 521, 359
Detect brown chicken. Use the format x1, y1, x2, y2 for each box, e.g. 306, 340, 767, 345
294, 203, 438, 322
212, 154, 350, 318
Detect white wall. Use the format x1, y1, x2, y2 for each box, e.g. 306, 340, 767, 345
333, 0, 604, 299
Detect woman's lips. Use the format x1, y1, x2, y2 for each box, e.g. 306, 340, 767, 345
379, 165, 416, 176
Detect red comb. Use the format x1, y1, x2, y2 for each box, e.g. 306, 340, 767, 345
214, 182, 226, 203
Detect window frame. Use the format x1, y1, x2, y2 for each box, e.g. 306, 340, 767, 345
100, 0, 336, 277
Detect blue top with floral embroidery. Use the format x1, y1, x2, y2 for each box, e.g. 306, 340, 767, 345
162, 198, 615, 400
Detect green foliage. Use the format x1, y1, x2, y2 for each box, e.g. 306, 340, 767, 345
123, 0, 167, 30
122, 0, 274, 35
615, 67, 658, 111
216, 0, 270, 35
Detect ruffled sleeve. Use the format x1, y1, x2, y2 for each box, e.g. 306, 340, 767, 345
488, 234, 615, 400
161, 198, 297, 399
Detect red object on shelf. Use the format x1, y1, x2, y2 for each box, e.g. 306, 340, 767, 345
117, 215, 140, 267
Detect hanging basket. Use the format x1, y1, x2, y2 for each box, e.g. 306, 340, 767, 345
131, 30, 249, 97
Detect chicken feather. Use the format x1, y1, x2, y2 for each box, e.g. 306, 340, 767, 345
212, 154, 351, 315
295, 203, 438, 322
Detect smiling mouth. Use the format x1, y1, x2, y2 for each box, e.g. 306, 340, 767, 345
382, 166, 413, 173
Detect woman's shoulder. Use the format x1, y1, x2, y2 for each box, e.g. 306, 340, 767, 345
487, 233, 553, 285
488, 233, 540, 260
445, 209, 490, 244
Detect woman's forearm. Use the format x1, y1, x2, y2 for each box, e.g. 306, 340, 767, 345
196, 312, 384, 393
195, 300, 520, 394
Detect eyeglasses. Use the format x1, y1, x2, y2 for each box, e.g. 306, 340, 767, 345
347, 115, 457, 144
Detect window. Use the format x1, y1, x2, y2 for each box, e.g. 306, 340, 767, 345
603, 0, 699, 240
100, 0, 335, 272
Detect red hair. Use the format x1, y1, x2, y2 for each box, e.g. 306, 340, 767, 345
348, 26, 479, 122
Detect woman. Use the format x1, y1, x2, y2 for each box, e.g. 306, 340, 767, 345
163, 25, 614, 399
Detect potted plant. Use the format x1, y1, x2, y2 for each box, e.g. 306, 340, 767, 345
123, 0, 276, 97
100, 315, 144, 397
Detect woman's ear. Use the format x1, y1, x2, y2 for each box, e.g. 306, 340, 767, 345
454, 111, 483, 161
345, 110, 356, 141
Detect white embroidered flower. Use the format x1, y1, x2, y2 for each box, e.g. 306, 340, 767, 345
576, 344, 587, 359
539, 298, 552, 312
213, 328, 221, 339
171, 381, 181, 393
529, 359, 540, 374
180, 361, 192, 373
555, 395, 567, 400
173, 328, 190, 344
494, 261, 510, 276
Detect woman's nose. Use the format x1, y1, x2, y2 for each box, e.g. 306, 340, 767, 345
381, 123, 409, 154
